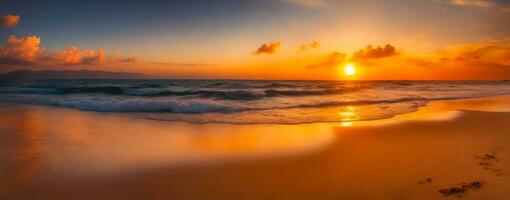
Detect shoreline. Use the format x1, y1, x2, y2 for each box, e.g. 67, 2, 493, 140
1, 93, 510, 126
2, 95, 510, 199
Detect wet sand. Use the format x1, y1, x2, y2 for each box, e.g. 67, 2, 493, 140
2, 96, 510, 199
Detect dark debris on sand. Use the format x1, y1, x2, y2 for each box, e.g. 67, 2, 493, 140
483, 154, 497, 161
476, 151, 504, 176
438, 181, 485, 197
418, 178, 434, 184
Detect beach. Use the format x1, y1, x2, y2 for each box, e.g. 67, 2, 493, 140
2, 1, 510, 199
1, 95, 510, 199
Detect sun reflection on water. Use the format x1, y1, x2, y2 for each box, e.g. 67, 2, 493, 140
340, 121, 353, 127
338, 106, 358, 120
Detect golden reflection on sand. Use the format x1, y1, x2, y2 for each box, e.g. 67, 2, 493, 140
0, 103, 336, 177
0, 106, 46, 192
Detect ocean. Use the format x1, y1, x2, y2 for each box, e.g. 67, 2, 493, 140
1, 80, 510, 124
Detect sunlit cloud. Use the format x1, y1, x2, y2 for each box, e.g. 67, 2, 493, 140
306, 51, 345, 69
118, 56, 138, 63
0, 14, 20, 27
46, 46, 106, 65
406, 58, 437, 69
352, 44, 397, 61
432, 40, 510, 67
0, 35, 137, 66
381, 40, 510, 79
108, 51, 139, 64
299, 40, 320, 51
252, 41, 281, 55
0, 35, 43, 64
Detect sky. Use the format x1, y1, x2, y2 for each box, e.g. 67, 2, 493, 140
1, 0, 510, 80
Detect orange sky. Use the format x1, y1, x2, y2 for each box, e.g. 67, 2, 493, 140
1, 0, 510, 80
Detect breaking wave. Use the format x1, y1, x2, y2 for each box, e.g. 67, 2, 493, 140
0, 86, 365, 100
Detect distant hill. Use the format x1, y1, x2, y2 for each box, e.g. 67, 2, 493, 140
0, 70, 152, 80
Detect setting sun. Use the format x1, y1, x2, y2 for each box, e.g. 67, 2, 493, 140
344, 64, 356, 76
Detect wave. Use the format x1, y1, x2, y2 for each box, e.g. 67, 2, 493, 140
0, 93, 497, 113
127, 89, 265, 100
0, 86, 365, 100
0, 87, 58, 94
129, 88, 363, 100
0, 95, 241, 113
0, 86, 125, 95
60, 86, 125, 95
1, 81, 510, 115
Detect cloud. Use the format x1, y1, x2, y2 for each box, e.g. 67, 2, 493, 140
436, 41, 510, 66
450, 0, 510, 11
0, 35, 137, 66
352, 44, 397, 61
406, 58, 437, 69
107, 51, 139, 64
299, 41, 320, 51
0, 35, 43, 64
252, 41, 281, 55
0, 15, 20, 27
282, 0, 327, 7
400, 40, 510, 79
45, 46, 106, 65
306, 51, 346, 69
119, 56, 139, 63
302, 41, 510, 79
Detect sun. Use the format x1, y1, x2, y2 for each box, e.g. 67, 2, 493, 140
344, 64, 356, 76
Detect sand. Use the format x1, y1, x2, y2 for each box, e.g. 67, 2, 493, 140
1, 96, 510, 199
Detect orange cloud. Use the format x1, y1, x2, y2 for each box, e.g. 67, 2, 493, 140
0, 15, 20, 27
389, 40, 510, 79
107, 51, 139, 64
306, 51, 346, 69
46, 46, 106, 65
0, 35, 43, 64
435, 41, 510, 67
299, 40, 319, 51
0, 35, 137, 66
252, 41, 281, 55
352, 44, 397, 61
